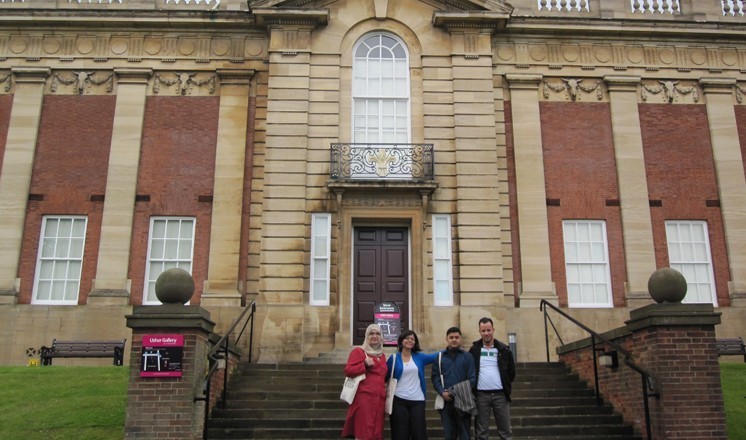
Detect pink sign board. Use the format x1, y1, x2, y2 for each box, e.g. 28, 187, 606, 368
140, 334, 184, 378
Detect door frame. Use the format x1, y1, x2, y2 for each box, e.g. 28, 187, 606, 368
337, 205, 425, 346
351, 224, 412, 344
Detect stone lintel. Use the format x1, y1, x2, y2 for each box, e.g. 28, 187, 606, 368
699, 77, 737, 94
217, 68, 255, 85
114, 68, 153, 85
604, 75, 641, 92
11, 67, 50, 83
126, 304, 215, 333
625, 302, 722, 332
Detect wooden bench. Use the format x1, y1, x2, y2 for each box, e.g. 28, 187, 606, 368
716, 337, 746, 362
40, 339, 127, 366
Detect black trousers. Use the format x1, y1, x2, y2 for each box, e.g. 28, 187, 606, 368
390, 396, 428, 440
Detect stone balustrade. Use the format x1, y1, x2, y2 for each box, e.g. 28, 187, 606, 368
0, 0, 742, 21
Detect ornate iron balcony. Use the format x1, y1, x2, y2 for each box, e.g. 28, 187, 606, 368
330, 143, 434, 181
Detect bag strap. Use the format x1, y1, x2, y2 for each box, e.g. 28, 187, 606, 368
438, 351, 445, 391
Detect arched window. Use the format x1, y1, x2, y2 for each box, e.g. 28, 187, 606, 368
352, 33, 410, 143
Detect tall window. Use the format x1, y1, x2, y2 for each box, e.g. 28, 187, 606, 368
665, 220, 717, 305
310, 213, 331, 306
432, 215, 453, 306
563, 220, 613, 308
352, 33, 410, 143
143, 217, 195, 305
32, 216, 88, 304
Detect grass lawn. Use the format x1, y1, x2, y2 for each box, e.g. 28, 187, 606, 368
0, 363, 743, 439
721, 362, 746, 440
0, 366, 128, 440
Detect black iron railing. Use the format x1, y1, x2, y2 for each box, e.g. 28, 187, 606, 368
196, 300, 256, 440
540, 300, 659, 440
330, 143, 434, 181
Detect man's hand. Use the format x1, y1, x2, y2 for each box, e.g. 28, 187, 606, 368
442, 391, 453, 401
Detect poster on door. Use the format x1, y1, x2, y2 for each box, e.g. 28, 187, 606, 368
374, 302, 401, 346
140, 334, 184, 377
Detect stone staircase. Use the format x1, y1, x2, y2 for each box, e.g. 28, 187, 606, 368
206, 361, 641, 440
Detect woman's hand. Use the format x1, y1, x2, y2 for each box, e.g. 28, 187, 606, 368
364, 356, 374, 367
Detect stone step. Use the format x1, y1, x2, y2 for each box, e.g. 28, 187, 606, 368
206, 361, 642, 440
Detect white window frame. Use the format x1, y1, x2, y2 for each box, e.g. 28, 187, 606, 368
310, 213, 332, 306
32, 215, 88, 305
432, 215, 454, 306
352, 32, 411, 144
143, 216, 195, 305
563, 220, 613, 308
665, 220, 717, 305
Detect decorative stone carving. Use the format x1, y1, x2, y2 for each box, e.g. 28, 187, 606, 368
0, 72, 12, 92
543, 78, 603, 101
647, 267, 687, 303
51, 71, 113, 94
737, 84, 745, 104
153, 72, 216, 95
641, 80, 699, 103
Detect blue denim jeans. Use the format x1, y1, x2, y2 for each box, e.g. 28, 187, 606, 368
439, 399, 472, 440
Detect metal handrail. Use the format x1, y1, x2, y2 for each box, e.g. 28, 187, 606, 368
540, 300, 658, 440
196, 300, 256, 440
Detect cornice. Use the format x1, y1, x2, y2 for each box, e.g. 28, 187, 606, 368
432, 11, 510, 31
251, 7, 329, 27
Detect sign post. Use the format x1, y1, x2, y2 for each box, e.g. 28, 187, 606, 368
374, 302, 401, 346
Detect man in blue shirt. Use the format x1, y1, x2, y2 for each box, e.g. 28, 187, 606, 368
432, 326, 476, 440
469, 317, 516, 440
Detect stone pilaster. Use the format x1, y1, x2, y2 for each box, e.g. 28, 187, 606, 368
89, 68, 152, 305
448, 26, 506, 325
506, 73, 556, 308
700, 78, 746, 306
605, 76, 657, 308
0, 67, 49, 303
201, 69, 254, 307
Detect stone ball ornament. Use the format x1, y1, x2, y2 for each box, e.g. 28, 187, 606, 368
647, 267, 688, 303
154, 268, 195, 304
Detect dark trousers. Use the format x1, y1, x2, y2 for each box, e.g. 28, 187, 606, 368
390, 396, 428, 440
439, 399, 472, 440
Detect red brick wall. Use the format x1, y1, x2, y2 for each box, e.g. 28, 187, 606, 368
0, 94, 13, 173
17, 95, 116, 304
560, 314, 726, 439
126, 327, 210, 439
640, 104, 730, 306
128, 96, 219, 305
541, 102, 626, 307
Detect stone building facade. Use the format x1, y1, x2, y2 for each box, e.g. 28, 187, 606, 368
0, 0, 744, 364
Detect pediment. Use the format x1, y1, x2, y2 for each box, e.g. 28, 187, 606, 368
251, 0, 513, 13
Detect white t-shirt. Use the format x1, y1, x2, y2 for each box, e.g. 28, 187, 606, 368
394, 360, 425, 401
477, 346, 504, 391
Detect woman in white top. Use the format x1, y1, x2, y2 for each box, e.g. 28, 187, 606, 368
386, 330, 439, 440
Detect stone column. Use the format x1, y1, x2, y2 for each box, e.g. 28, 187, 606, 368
506, 74, 556, 308
605, 76, 657, 308
0, 67, 49, 303
201, 69, 253, 307
700, 78, 746, 306
626, 303, 726, 439
89, 68, 152, 305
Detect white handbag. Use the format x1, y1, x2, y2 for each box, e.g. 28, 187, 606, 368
434, 351, 445, 410
385, 353, 398, 415
340, 374, 366, 404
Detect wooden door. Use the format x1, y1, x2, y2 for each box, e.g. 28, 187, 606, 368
353, 227, 409, 345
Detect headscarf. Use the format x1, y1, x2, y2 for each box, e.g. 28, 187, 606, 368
360, 324, 384, 357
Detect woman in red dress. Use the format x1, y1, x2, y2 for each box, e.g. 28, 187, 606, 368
342, 324, 389, 440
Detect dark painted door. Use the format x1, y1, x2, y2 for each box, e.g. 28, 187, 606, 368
353, 227, 409, 345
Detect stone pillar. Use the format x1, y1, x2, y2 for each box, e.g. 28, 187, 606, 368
626, 303, 726, 440
201, 69, 253, 307
605, 76, 657, 308
506, 74, 556, 308
0, 67, 49, 303
700, 78, 746, 306
90, 68, 152, 305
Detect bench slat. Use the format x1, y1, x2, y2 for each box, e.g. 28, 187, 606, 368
40, 339, 127, 366
715, 337, 746, 363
